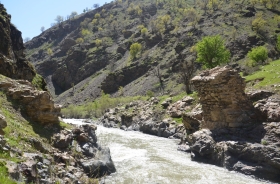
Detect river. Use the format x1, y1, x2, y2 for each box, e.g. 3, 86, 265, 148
64, 119, 272, 184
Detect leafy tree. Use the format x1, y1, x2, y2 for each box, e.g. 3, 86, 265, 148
277, 35, 280, 52
94, 13, 101, 19
55, 15, 64, 24
195, 35, 230, 68
47, 48, 53, 56
141, 27, 148, 37
93, 4, 100, 9
76, 38, 84, 44
261, 0, 270, 7
70, 11, 78, 19
40, 26, 45, 32
95, 39, 103, 47
130, 43, 142, 60
186, 8, 199, 28
81, 29, 90, 37
269, 0, 279, 9
247, 46, 268, 64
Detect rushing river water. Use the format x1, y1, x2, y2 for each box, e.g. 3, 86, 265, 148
64, 119, 271, 184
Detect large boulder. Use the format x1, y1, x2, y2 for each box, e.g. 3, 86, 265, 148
80, 147, 116, 177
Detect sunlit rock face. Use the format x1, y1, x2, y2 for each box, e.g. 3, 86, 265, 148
191, 66, 255, 129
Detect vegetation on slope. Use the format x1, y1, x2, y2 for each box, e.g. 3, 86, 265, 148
25, 0, 280, 106
245, 59, 280, 90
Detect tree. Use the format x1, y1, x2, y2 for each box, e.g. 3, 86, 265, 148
76, 38, 84, 44
55, 15, 64, 24
186, 8, 199, 28
153, 65, 164, 92
130, 43, 142, 60
23, 37, 30, 43
195, 35, 230, 68
70, 11, 78, 19
141, 27, 148, 37
247, 46, 268, 64
252, 13, 266, 34
180, 60, 194, 94
40, 26, 45, 32
47, 48, 53, 56
93, 3, 100, 9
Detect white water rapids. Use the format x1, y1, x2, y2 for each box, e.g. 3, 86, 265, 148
64, 119, 272, 184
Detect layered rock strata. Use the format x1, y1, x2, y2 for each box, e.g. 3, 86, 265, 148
0, 75, 60, 124
191, 66, 255, 129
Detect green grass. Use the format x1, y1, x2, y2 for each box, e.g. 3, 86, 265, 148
245, 59, 280, 88
0, 162, 17, 184
172, 117, 183, 125
62, 93, 149, 118
32, 74, 45, 90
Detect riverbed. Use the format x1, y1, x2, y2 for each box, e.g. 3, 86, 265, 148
64, 119, 272, 184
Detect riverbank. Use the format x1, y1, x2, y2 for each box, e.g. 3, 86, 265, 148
65, 119, 271, 184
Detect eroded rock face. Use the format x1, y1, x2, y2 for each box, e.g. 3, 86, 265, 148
191, 66, 255, 129
0, 75, 60, 124
52, 124, 116, 177
0, 4, 36, 81
187, 126, 280, 183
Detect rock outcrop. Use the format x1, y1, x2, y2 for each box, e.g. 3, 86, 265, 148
186, 66, 280, 183
0, 4, 36, 82
0, 75, 60, 124
52, 124, 116, 178
191, 66, 255, 129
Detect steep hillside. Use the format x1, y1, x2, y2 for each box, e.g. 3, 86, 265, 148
25, 0, 280, 105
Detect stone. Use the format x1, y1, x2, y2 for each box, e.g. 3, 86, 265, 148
191, 66, 255, 129
161, 98, 172, 109
80, 147, 116, 177
0, 113, 7, 129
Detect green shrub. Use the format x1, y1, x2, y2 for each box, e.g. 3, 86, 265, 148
247, 46, 268, 64
146, 90, 154, 98
252, 14, 266, 33
130, 42, 142, 60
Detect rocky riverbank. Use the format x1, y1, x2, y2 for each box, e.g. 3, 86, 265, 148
98, 96, 195, 139
1, 122, 116, 183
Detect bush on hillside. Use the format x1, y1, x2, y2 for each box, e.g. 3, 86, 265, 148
247, 46, 268, 64
130, 42, 142, 60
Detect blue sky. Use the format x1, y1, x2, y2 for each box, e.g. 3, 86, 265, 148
1, 0, 108, 39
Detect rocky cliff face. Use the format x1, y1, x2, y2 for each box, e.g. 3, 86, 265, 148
0, 4, 36, 81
